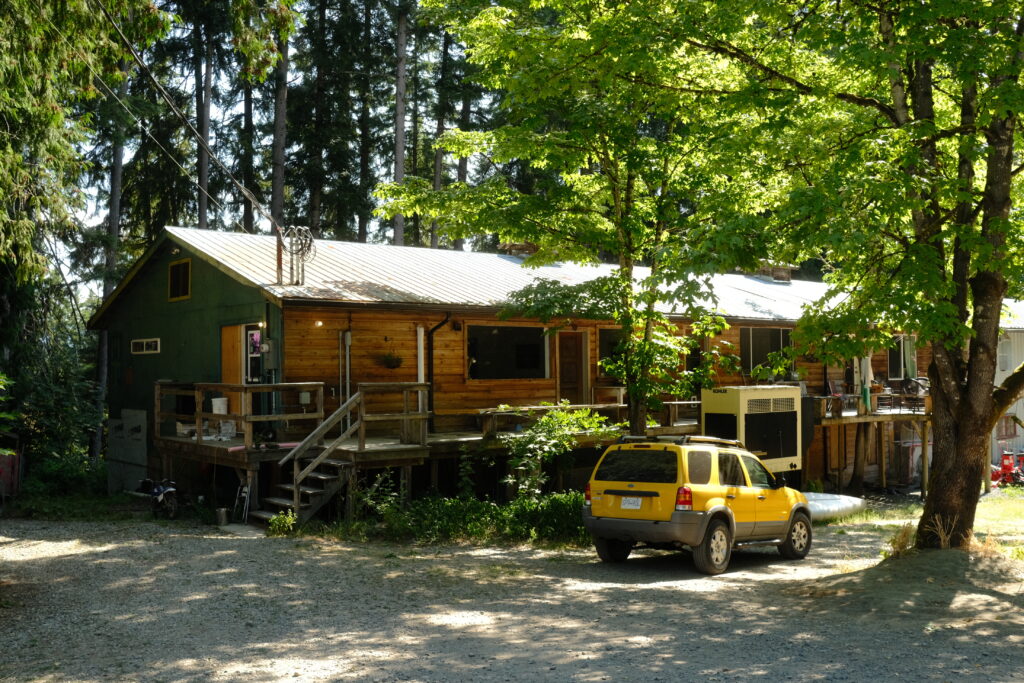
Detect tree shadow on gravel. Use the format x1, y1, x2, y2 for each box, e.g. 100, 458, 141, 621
1, 519, 1022, 682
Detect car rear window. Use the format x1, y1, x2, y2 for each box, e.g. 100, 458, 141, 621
594, 449, 679, 483
686, 450, 712, 485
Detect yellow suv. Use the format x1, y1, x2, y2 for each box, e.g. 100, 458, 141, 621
582, 436, 812, 574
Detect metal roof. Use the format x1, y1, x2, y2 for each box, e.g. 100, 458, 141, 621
166, 226, 828, 321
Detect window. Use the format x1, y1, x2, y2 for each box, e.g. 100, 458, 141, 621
739, 327, 792, 374
168, 258, 191, 301
888, 335, 917, 380
741, 454, 774, 488
686, 450, 712, 485
594, 449, 679, 483
467, 325, 548, 379
718, 452, 746, 486
130, 338, 161, 355
598, 328, 624, 376
997, 415, 1018, 440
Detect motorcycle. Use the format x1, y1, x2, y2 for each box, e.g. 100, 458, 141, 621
138, 478, 179, 519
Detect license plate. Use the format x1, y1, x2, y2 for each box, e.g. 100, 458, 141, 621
620, 496, 641, 510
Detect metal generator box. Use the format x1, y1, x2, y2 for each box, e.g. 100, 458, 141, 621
700, 385, 802, 477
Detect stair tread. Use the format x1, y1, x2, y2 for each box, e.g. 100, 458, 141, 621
301, 457, 354, 468
278, 484, 327, 495
248, 510, 276, 521
262, 496, 311, 509
305, 472, 340, 481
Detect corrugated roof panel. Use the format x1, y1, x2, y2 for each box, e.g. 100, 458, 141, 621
165, 227, 828, 320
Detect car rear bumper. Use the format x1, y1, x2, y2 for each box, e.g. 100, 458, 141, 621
582, 507, 707, 547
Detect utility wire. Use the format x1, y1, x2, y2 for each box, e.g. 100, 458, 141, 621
41, 11, 246, 233
87, 0, 283, 237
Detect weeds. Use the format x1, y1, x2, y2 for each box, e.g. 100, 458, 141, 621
924, 513, 959, 549
267, 509, 297, 537
883, 523, 917, 558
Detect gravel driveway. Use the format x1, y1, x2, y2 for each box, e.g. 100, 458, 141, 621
1, 518, 1022, 682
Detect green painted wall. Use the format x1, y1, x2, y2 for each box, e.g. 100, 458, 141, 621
100, 239, 283, 419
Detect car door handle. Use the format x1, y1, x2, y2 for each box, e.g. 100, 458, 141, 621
726, 494, 736, 499
757, 495, 767, 500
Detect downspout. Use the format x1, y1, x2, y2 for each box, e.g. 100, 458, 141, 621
426, 312, 451, 432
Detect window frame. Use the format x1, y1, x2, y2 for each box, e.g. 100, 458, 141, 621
465, 323, 551, 381
168, 257, 192, 302
888, 334, 917, 381
130, 338, 161, 355
739, 327, 793, 375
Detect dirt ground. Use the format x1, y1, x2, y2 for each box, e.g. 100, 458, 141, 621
1, 516, 1022, 682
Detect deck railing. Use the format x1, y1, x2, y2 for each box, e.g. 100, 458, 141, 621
154, 381, 326, 448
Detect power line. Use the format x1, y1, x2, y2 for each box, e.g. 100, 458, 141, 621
87, 0, 283, 237
40, 9, 246, 230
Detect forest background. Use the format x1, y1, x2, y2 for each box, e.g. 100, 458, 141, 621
4, 0, 1024, 548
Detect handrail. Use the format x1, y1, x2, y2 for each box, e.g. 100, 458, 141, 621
279, 391, 363, 466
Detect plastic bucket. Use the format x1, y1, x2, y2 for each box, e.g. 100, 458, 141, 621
211, 397, 229, 414
216, 508, 229, 526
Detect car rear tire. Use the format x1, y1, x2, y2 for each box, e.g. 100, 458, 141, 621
778, 512, 812, 559
594, 537, 632, 563
692, 518, 732, 575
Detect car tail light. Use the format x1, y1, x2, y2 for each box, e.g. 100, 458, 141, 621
675, 486, 692, 511
584, 482, 592, 506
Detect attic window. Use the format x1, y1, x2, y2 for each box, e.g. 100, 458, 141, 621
130, 338, 161, 355
168, 258, 191, 301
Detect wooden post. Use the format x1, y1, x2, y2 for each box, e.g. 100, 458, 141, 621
194, 387, 203, 442
401, 465, 412, 502
357, 396, 367, 450
293, 457, 300, 512
241, 387, 254, 447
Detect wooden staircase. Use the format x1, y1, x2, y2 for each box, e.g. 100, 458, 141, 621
250, 383, 430, 525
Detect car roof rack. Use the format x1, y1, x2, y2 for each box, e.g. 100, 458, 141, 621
615, 434, 746, 449
678, 435, 746, 448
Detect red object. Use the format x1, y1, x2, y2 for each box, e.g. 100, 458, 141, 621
1001, 453, 1015, 472
675, 486, 693, 511
584, 482, 591, 506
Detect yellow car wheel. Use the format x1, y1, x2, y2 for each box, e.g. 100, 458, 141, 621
778, 512, 812, 559
693, 518, 731, 575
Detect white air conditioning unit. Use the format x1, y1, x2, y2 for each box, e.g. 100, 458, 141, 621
700, 386, 802, 480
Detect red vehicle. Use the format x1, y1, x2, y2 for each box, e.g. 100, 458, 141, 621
992, 453, 1024, 487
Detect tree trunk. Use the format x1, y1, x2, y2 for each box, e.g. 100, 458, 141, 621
392, 6, 407, 245
452, 86, 470, 251
409, 31, 420, 246
357, 0, 373, 243
309, 0, 326, 238
430, 32, 452, 249
271, 32, 289, 228
91, 68, 128, 463
242, 80, 254, 233
194, 22, 210, 229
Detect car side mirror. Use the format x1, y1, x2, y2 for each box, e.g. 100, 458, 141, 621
771, 476, 787, 489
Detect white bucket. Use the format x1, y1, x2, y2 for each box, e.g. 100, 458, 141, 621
211, 397, 229, 414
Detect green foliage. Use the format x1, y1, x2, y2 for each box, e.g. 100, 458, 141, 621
497, 403, 617, 500
8, 492, 144, 521
267, 509, 298, 537
323, 492, 589, 546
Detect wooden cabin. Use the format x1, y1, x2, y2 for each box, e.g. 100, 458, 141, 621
89, 227, 933, 520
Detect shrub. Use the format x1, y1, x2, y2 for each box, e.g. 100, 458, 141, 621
267, 509, 297, 536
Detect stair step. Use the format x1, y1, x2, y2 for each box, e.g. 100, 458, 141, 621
301, 457, 353, 468
262, 496, 311, 510
305, 471, 341, 482
278, 483, 327, 496
248, 509, 277, 523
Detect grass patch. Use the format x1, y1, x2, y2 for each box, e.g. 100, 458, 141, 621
5, 492, 150, 521
317, 491, 590, 547
842, 501, 923, 526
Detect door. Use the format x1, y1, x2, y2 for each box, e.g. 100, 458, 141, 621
740, 453, 790, 537
717, 450, 757, 539
558, 331, 585, 404
221, 324, 244, 414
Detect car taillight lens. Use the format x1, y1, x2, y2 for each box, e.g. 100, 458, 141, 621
584, 482, 591, 506
675, 486, 692, 511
